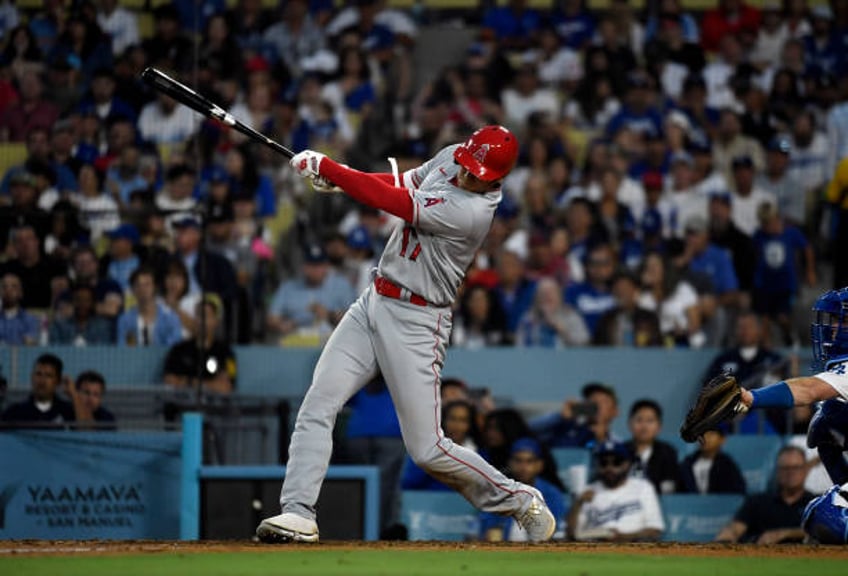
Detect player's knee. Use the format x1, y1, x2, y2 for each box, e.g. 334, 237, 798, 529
807, 399, 848, 450
408, 443, 444, 470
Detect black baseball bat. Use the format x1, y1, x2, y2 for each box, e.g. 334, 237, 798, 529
140, 67, 295, 159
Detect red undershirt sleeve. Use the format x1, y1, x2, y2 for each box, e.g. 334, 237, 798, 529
320, 160, 414, 222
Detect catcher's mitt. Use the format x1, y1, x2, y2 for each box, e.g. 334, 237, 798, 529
680, 371, 747, 442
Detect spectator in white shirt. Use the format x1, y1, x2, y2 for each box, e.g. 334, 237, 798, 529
501, 62, 559, 136
729, 155, 777, 236
97, 0, 139, 57
567, 441, 665, 541
138, 92, 201, 145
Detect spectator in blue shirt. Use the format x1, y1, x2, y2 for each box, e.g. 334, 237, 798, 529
103, 223, 141, 292
530, 382, 620, 449
482, 0, 542, 51
552, 0, 596, 49
342, 376, 404, 535
565, 243, 617, 338
480, 438, 567, 541
492, 248, 537, 337
0, 272, 41, 345
676, 215, 741, 307
752, 204, 816, 346
605, 71, 664, 139
116, 266, 182, 347
267, 243, 356, 340
48, 284, 114, 345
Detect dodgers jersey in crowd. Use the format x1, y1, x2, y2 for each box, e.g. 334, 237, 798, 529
378, 144, 501, 306
572, 477, 665, 539
816, 354, 848, 400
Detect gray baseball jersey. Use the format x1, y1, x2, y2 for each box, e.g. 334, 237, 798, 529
379, 144, 501, 306
275, 144, 542, 534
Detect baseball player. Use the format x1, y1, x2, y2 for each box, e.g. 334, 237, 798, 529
683, 287, 848, 543
256, 126, 557, 543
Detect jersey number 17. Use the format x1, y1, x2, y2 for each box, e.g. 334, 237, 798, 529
399, 226, 421, 261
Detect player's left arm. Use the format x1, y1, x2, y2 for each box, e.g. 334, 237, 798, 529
741, 375, 843, 408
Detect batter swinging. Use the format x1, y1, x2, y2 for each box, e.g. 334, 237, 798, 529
256, 126, 556, 543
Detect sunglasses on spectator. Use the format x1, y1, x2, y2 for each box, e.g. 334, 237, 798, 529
597, 456, 626, 468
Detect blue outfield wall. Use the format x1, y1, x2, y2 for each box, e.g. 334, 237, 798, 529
2, 346, 812, 440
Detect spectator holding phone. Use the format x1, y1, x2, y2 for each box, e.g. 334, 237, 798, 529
530, 382, 620, 448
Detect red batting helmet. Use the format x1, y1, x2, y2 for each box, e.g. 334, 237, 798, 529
453, 125, 518, 182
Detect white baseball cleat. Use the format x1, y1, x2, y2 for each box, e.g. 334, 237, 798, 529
514, 488, 556, 542
256, 512, 319, 543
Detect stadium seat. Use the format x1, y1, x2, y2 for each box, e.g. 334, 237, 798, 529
401, 490, 478, 541
721, 435, 785, 493
0, 142, 28, 178
551, 447, 592, 495
660, 494, 745, 542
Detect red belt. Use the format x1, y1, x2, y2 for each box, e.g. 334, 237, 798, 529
374, 276, 429, 307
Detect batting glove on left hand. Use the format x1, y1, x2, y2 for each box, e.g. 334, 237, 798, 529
291, 150, 327, 179
310, 174, 343, 193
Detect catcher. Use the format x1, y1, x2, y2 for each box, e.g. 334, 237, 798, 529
680, 287, 848, 543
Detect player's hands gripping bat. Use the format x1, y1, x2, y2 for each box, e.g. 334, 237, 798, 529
680, 371, 748, 442
291, 150, 343, 193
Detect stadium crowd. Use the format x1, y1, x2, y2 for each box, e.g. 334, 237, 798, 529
0, 0, 846, 542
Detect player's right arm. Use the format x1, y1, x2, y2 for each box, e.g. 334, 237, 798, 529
741, 375, 844, 409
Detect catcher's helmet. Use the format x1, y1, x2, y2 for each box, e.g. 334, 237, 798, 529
802, 483, 848, 544
811, 287, 848, 371
453, 125, 518, 182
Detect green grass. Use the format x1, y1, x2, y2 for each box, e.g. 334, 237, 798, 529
1, 550, 846, 576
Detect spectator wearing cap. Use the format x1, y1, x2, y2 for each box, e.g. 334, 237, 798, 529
712, 108, 765, 184
156, 164, 198, 229
0, 272, 41, 345
267, 243, 356, 341
138, 89, 200, 145
96, 0, 139, 56
1, 127, 78, 200
729, 155, 777, 236
531, 382, 621, 449
163, 293, 236, 395
593, 270, 662, 347
675, 215, 741, 309
344, 225, 377, 295
679, 427, 746, 494
803, 5, 842, 77
103, 223, 140, 292
625, 399, 681, 494
49, 118, 85, 184
700, 0, 761, 54
481, 437, 567, 541
75, 164, 120, 241
170, 214, 238, 337
756, 136, 807, 228
0, 168, 51, 249
752, 203, 816, 345
261, 0, 326, 77
117, 266, 182, 347
665, 150, 707, 238
640, 171, 671, 241
48, 283, 114, 345
604, 70, 663, 140
691, 141, 730, 198
708, 190, 756, 294
567, 441, 664, 541
0, 225, 66, 310
0, 70, 58, 142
